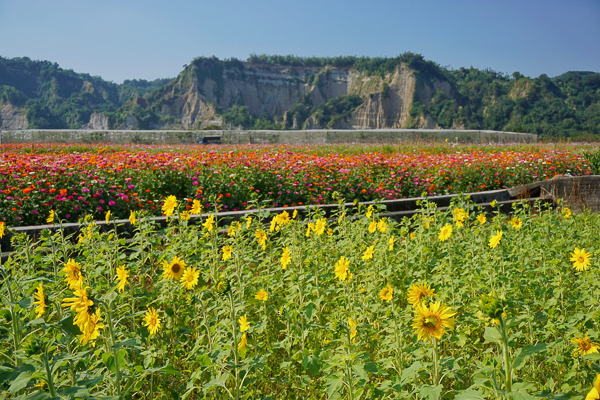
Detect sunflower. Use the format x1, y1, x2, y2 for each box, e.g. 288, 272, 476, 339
334, 256, 350, 282
105, 210, 111, 224
162, 257, 187, 280
586, 374, 600, 400
377, 219, 388, 233
245, 216, 252, 229
47, 210, 55, 224
143, 307, 161, 335
366, 205, 374, 219
227, 222, 240, 237
222, 245, 233, 261
162, 195, 178, 219
314, 218, 327, 235
80, 309, 105, 347
238, 332, 248, 351
33, 283, 47, 318
368, 221, 377, 233
407, 282, 436, 308
388, 236, 395, 251
380, 284, 393, 302
438, 224, 452, 242
349, 317, 358, 343
280, 247, 291, 270
490, 200, 498, 208
62, 285, 95, 332
180, 267, 200, 290
453, 208, 467, 225
239, 314, 250, 333
129, 211, 137, 226
0, 221, 5, 238
571, 247, 592, 271
203, 215, 215, 232
115, 265, 129, 292
63, 259, 84, 289
305, 222, 314, 238
488, 230, 503, 249
362, 245, 374, 261
563, 208, 572, 218
510, 217, 523, 230
180, 211, 190, 221
255, 229, 267, 250
572, 333, 599, 356
191, 199, 203, 215
476, 214, 487, 225
255, 289, 268, 301
293, 209, 298, 219
412, 301, 456, 342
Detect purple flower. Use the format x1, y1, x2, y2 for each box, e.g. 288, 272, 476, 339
109, 200, 116, 206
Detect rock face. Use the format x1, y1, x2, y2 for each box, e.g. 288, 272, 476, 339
153, 61, 454, 130
81, 112, 109, 130
0, 102, 29, 130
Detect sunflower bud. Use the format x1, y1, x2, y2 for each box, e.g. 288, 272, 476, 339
479, 292, 508, 320
215, 278, 231, 296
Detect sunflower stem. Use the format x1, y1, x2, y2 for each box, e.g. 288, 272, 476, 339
227, 291, 241, 400
431, 337, 439, 385
499, 316, 512, 393
105, 303, 122, 396
42, 346, 57, 398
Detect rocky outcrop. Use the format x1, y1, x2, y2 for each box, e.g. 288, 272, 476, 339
81, 112, 109, 130
150, 61, 454, 130
0, 102, 29, 130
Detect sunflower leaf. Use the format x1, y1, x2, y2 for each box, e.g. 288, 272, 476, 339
512, 343, 547, 370
483, 327, 502, 343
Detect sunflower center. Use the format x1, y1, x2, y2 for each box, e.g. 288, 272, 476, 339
171, 263, 181, 274
578, 256, 584, 263
581, 341, 592, 351
424, 316, 439, 329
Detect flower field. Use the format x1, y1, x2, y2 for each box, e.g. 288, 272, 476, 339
0, 142, 596, 227
2, 198, 600, 399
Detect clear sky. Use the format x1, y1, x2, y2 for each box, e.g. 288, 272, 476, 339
0, 0, 598, 83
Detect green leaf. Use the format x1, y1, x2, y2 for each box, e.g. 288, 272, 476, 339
455, 389, 485, 400
401, 361, 422, 384
483, 326, 503, 343
582, 353, 600, 361
512, 343, 547, 370
9, 371, 32, 393
18, 296, 32, 309
302, 353, 322, 376
56, 315, 82, 336
102, 353, 116, 373
419, 384, 443, 400
352, 363, 369, 381
305, 302, 315, 321
112, 338, 142, 349
325, 373, 344, 398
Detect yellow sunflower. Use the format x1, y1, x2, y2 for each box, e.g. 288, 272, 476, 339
571, 247, 592, 271
305, 222, 314, 238
407, 282, 436, 308
388, 236, 395, 251
563, 208, 572, 218
191, 199, 203, 215
222, 245, 233, 261
334, 256, 350, 282
280, 247, 291, 270
238, 332, 248, 351
162, 256, 187, 280
380, 284, 393, 302
438, 224, 453, 242
203, 215, 215, 232
368, 221, 377, 233
510, 217, 523, 230
239, 314, 250, 333
412, 301, 456, 342
476, 214, 487, 225
33, 283, 47, 319
115, 265, 129, 292
0, 221, 5, 238
377, 219, 388, 233
143, 307, 161, 335
349, 317, 358, 343
129, 210, 137, 226
362, 245, 374, 261
63, 259, 84, 289
162, 195, 178, 219
80, 309, 105, 347
488, 230, 503, 249
572, 333, 599, 357
255, 229, 267, 250
47, 210, 55, 224
314, 218, 327, 235
586, 374, 600, 400
366, 205, 374, 219
180, 267, 200, 290
255, 289, 268, 301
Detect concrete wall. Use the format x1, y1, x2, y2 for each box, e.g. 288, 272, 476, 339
0, 128, 537, 145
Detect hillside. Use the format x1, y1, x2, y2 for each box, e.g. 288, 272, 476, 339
1, 54, 599, 138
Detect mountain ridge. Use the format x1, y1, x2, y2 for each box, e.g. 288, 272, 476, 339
1, 54, 599, 139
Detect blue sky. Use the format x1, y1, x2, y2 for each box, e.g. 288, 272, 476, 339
0, 0, 598, 83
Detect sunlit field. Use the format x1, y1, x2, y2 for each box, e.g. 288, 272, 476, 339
2, 196, 600, 398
